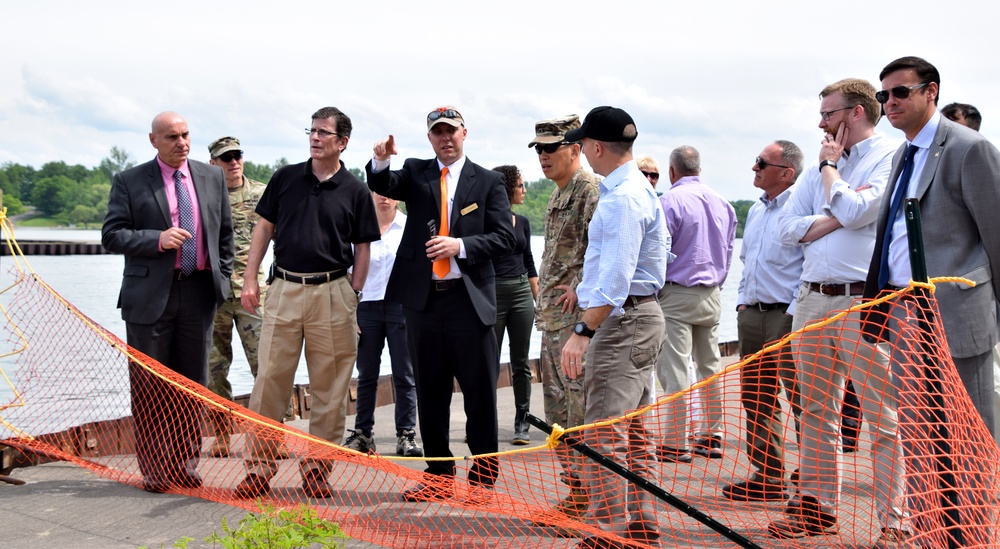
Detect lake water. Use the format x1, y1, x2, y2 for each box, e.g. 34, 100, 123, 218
1, 228, 741, 398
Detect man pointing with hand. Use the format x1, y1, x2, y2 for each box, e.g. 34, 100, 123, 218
366, 106, 514, 503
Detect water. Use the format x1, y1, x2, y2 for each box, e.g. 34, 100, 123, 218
1, 228, 742, 398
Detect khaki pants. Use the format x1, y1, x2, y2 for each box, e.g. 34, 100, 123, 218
245, 275, 358, 479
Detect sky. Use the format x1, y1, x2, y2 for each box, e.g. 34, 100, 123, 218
3, 1, 998, 201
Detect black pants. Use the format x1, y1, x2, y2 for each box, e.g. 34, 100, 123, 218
404, 283, 499, 486
126, 272, 216, 484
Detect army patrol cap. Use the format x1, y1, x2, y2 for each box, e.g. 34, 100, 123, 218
208, 136, 242, 159
527, 115, 581, 147
426, 106, 465, 130
564, 106, 638, 143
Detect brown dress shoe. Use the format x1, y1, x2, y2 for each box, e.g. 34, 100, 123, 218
767, 496, 838, 538
234, 473, 271, 499
722, 478, 786, 502
302, 469, 334, 498
401, 482, 452, 502
209, 432, 231, 458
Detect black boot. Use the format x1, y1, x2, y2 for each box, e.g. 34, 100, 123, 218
512, 408, 530, 445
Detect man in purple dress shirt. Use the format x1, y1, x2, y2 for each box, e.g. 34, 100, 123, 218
653, 145, 737, 464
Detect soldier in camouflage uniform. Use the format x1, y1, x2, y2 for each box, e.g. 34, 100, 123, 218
206, 136, 267, 457
528, 115, 600, 522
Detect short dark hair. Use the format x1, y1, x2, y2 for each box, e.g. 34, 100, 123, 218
311, 106, 353, 138
669, 145, 700, 177
492, 165, 521, 203
941, 102, 982, 131
775, 140, 804, 182
879, 56, 941, 105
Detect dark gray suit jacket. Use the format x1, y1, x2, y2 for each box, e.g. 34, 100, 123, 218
102, 157, 234, 325
864, 117, 1000, 358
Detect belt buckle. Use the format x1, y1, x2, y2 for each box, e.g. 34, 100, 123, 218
756, 302, 767, 311
817, 282, 833, 295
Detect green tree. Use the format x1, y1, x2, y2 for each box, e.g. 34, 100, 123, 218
349, 167, 366, 182
30, 175, 76, 216
730, 199, 753, 238
67, 204, 100, 227
513, 177, 555, 235
98, 146, 136, 179
1, 162, 36, 199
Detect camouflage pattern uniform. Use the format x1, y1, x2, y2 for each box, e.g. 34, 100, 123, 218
208, 175, 267, 401
535, 167, 600, 437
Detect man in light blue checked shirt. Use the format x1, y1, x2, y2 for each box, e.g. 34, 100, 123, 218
561, 106, 669, 547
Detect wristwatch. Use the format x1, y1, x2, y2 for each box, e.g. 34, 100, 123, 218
354, 289, 363, 300
818, 159, 838, 173
573, 321, 596, 338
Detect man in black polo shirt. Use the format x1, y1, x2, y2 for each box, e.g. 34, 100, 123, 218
234, 106, 380, 499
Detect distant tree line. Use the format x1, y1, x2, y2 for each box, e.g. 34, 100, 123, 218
1, 151, 751, 235
0, 148, 293, 228
515, 178, 753, 238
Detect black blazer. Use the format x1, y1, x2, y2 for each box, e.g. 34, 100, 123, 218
102, 158, 234, 324
366, 157, 514, 325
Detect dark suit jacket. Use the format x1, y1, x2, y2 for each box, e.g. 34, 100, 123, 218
863, 118, 1000, 357
366, 157, 515, 325
102, 158, 234, 325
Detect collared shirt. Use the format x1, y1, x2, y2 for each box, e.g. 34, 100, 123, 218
738, 188, 803, 313
362, 210, 406, 302
535, 167, 600, 331
660, 175, 736, 287
886, 112, 941, 287
578, 161, 668, 316
779, 133, 898, 283
156, 157, 206, 270
370, 154, 468, 279
256, 159, 381, 273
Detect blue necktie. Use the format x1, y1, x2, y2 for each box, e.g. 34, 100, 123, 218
173, 170, 197, 276
877, 144, 918, 288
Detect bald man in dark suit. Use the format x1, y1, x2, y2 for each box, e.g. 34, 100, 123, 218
102, 111, 234, 493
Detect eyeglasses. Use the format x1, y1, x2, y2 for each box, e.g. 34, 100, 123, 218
875, 83, 928, 104
305, 128, 339, 138
427, 108, 462, 123
640, 170, 659, 181
820, 106, 854, 122
217, 151, 243, 163
756, 157, 790, 170
534, 141, 576, 155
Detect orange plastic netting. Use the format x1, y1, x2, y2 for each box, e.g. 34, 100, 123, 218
2, 222, 998, 549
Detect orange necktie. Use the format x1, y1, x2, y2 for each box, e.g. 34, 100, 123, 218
433, 167, 450, 279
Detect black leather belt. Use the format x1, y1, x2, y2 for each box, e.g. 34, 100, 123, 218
275, 267, 346, 285
432, 279, 461, 292
624, 294, 656, 308
807, 281, 865, 296
173, 269, 209, 281
748, 302, 789, 311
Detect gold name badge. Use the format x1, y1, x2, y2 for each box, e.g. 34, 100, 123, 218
460, 203, 479, 216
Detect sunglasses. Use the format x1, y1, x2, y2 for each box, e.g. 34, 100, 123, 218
534, 141, 576, 155
756, 156, 790, 170
217, 151, 243, 163
875, 83, 928, 104
427, 108, 462, 123
640, 170, 659, 181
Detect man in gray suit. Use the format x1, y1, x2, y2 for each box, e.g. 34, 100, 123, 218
864, 57, 1000, 440
864, 56, 1000, 544
102, 111, 234, 493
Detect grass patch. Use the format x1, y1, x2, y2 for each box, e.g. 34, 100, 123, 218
14, 216, 65, 228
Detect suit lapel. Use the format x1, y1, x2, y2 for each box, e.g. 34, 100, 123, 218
451, 160, 475, 230
147, 159, 172, 228
425, 161, 444, 231
915, 123, 948, 200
